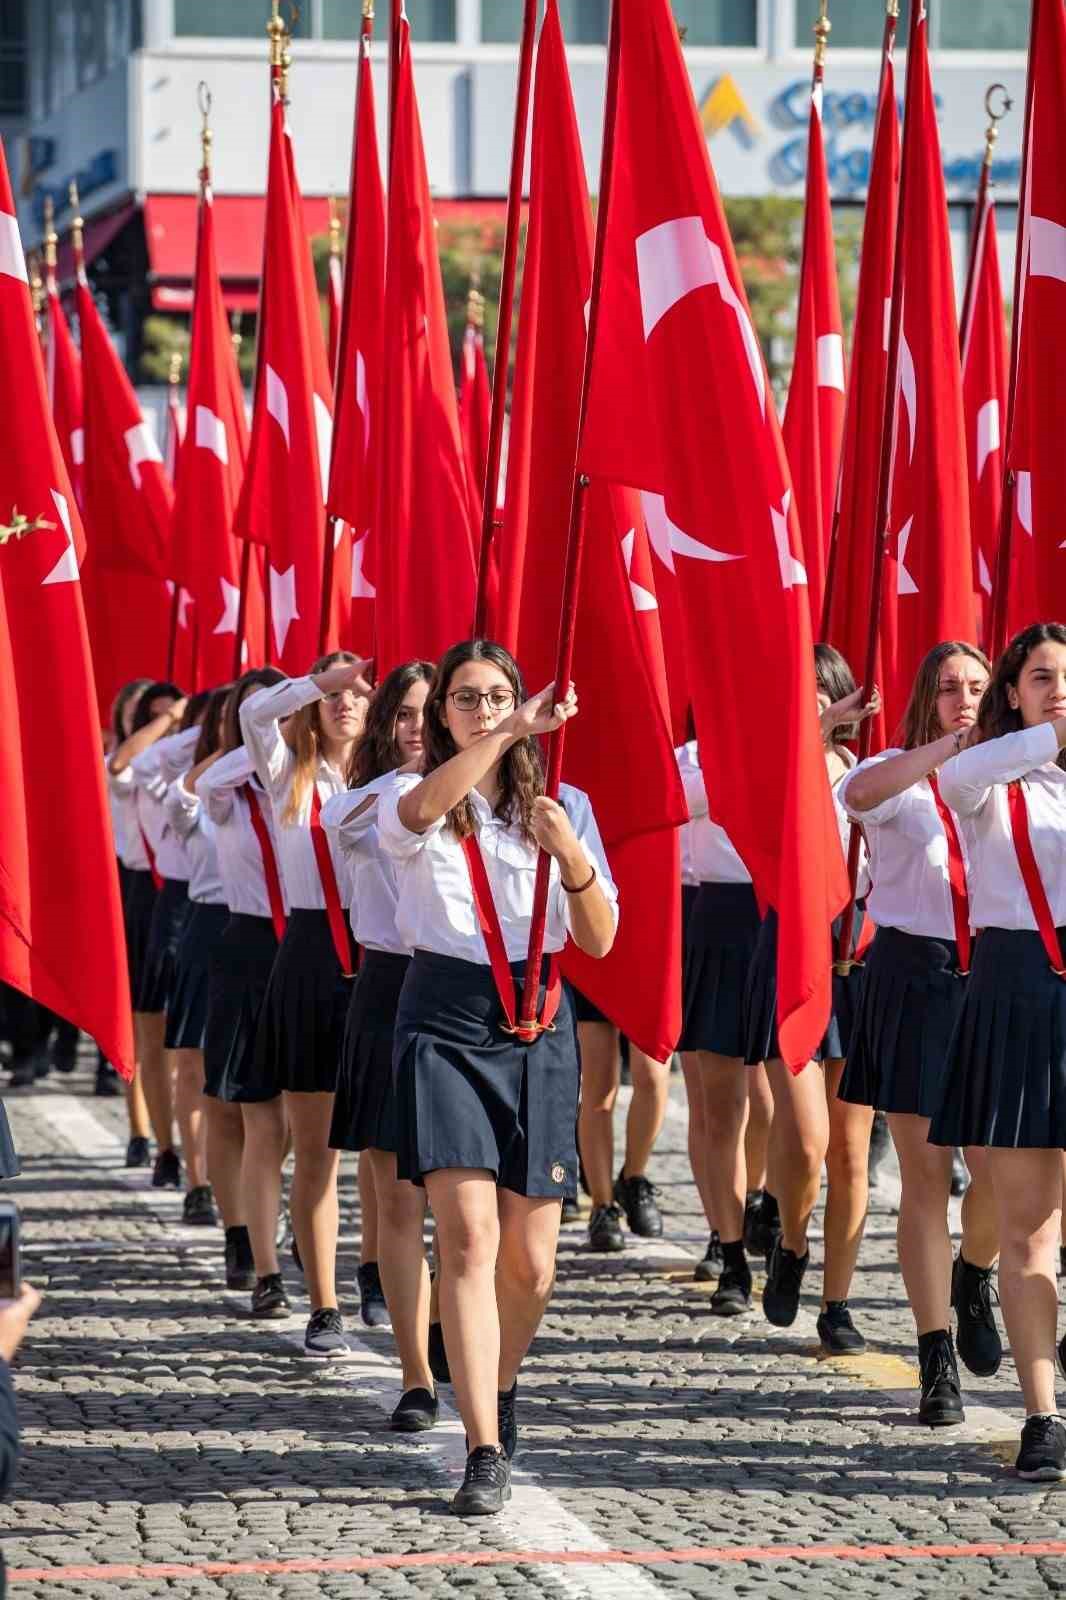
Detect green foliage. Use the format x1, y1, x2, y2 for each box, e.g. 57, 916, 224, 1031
140, 311, 258, 386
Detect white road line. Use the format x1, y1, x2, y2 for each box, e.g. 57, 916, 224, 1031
39, 1092, 668, 1600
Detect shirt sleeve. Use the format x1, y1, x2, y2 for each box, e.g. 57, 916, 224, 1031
107, 763, 135, 799
163, 776, 202, 841
198, 748, 255, 826
839, 750, 908, 826
676, 744, 708, 821
938, 724, 1061, 816
376, 771, 447, 861
156, 727, 202, 784
556, 787, 620, 938
129, 744, 167, 801
239, 676, 322, 794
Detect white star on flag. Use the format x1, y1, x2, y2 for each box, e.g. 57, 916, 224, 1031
270, 564, 299, 656
770, 492, 807, 590
41, 490, 78, 586
621, 530, 657, 611
125, 421, 163, 490
212, 577, 241, 636
897, 517, 919, 596
351, 534, 376, 600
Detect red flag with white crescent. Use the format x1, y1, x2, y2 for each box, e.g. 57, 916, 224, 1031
961, 188, 1009, 644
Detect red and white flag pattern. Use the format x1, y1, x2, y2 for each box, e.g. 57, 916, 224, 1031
961, 186, 1009, 643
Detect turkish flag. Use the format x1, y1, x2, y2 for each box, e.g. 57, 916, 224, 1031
495, 0, 685, 1061
824, 32, 898, 747
236, 92, 342, 670
161, 383, 198, 685
328, 247, 343, 379
1004, 0, 1066, 633
328, 28, 384, 659
45, 284, 86, 517
578, 0, 848, 1070
884, 6, 976, 726
374, 11, 476, 673
782, 74, 847, 637
460, 317, 491, 516
961, 188, 1009, 645
0, 140, 134, 1077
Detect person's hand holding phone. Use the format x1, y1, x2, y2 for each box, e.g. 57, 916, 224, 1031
0, 1285, 39, 1364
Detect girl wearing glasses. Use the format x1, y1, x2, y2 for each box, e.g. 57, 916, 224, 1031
839, 642, 999, 1430
376, 640, 618, 1517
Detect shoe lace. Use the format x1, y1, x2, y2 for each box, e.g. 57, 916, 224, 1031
923, 1340, 957, 1389
467, 1446, 505, 1484
965, 1269, 999, 1324
824, 1301, 854, 1329
593, 1204, 621, 1225
309, 1308, 342, 1336
1025, 1414, 1062, 1447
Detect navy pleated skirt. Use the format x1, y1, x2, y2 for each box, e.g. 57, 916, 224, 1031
839, 926, 967, 1118
930, 927, 1066, 1149
123, 868, 158, 1006
744, 906, 865, 1067
136, 877, 190, 1015
253, 909, 356, 1096
204, 914, 281, 1102
681, 882, 699, 969
331, 951, 411, 1154
681, 881, 762, 1057
0, 1101, 18, 1180
393, 950, 579, 1197
165, 902, 231, 1051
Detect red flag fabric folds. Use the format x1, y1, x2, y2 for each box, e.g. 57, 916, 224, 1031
0, 139, 135, 1077
578, 0, 847, 1069
496, 0, 685, 1061
45, 283, 86, 520
961, 187, 1009, 644
460, 313, 492, 517
374, 12, 476, 673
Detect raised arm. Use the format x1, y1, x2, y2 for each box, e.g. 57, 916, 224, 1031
240, 661, 372, 790
938, 721, 1066, 816
198, 747, 255, 825
535, 793, 617, 960
843, 736, 964, 817
109, 698, 187, 776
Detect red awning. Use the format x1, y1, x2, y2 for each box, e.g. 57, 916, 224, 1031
144, 193, 508, 314
56, 201, 138, 287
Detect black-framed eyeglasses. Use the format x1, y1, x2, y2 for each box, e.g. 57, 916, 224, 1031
448, 688, 516, 713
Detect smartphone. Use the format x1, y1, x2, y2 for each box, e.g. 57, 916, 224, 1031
0, 1202, 22, 1303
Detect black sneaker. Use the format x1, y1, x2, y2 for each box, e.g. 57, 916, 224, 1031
951, 1254, 1002, 1377
817, 1300, 865, 1354
950, 1149, 971, 1198
588, 1203, 625, 1253
251, 1273, 291, 1320
694, 1231, 723, 1283
1016, 1415, 1066, 1482
428, 1321, 451, 1385
94, 1063, 122, 1098
390, 1387, 438, 1432
560, 1196, 582, 1224
1060, 1247, 1066, 1281
183, 1185, 217, 1227
763, 1241, 809, 1328
357, 1262, 391, 1329
743, 1192, 767, 1255
867, 1111, 891, 1181
125, 1135, 151, 1169
452, 1446, 511, 1517
224, 1225, 256, 1291
613, 1170, 663, 1238
303, 1307, 355, 1358
710, 1264, 752, 1317
918, 1333, 965, 1428
152, 1147, 181, 1189
8, 1056, 36, 1089
497, 1380, 518, 1460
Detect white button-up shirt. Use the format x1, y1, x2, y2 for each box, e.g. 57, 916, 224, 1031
376, 775, 619, 965
938, 722, 1066, 931
676, 741, 751, 885
130, 727, 201, 883
321, 776, 408, 956
107, 763, 149, 871
240, 677, 352, 911
198, 748, 290, 922
163, 780, 226, 906
840, 751, 974, 941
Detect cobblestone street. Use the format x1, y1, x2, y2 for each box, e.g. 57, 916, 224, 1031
2, 1064, 1065, 1599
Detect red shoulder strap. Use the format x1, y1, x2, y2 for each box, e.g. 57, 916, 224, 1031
138, 822, 163, 892
928, 774, 972, 975
242, 783, 287, 944
460, 831, 560, 1043
1007, 779, 1066, 976
310, 788, 355, 977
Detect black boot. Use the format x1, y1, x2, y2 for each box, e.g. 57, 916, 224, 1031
917, 1330, 964, 1427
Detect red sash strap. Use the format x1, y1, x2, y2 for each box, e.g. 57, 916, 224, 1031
460, 832, 561, 1043
310, 788, 355, 978
928, 774, 972, 975
138, 822, 163, 892
1007, 780, 1066, 977
242, 783, 287, 944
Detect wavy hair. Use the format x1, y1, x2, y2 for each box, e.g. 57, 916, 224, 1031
897, 641, 990, 751
815, 643, 858, 744
130, 680, 183, 735
421, 640, 543, 841
110, 678, 152, 747
976, 623, 1066, 771
282, 651, 360, 825
221, 667, 286, 756
192, 684, 234, 767
348, 660, 435, 788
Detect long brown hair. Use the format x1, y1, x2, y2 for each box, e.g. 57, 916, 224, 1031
282, 651, 360, 824
898, 641, 990, 750
348, 660, 435, 787
111, 678, 152, 746
130, 680, 183, 735
976, 623, 1066, 771
421, 640, 543, 841
192, 684, 234, 766
222, 667, 286, 755
814, 643, 858, 743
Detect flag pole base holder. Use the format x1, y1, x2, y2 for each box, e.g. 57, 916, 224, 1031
832, 958, 864, 977
502, 1020, 556, 1043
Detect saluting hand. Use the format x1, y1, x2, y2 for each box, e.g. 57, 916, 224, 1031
506, 682, 579, 741
821, 684, 881, 741
316, 658, 376, 700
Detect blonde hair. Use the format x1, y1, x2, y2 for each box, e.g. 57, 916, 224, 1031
282, 651, 359, 825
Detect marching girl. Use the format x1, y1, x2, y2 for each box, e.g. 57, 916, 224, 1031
198, 667, 290, 1315
745, 645, 878, 1353
109, 680, 190, 1188
240, 654, 373, 1356
321, 660, 437, 1429
376, 640, 617, 1517
934, 622, 1066, 1480
839, 642, 1000, 1427
163, 685, 235, 1232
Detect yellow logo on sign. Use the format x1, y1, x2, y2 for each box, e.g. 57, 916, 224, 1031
700, 75, 762, 147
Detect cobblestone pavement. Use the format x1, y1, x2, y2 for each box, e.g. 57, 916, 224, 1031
1, 1060, 1065, 1599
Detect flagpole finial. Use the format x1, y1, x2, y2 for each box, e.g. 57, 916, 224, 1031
886, 0, 899, 16
43, 194, 57, 273
168, 352, 183, 389
28, 254, 44, 321
230, 310, 243, 359
363, 0, 374, 16
197, 81, 214, 183
68, 181, 84, 267
983, 81, 1012, 166
328, 196, 342, 257
466, 280, 484, 330
814, 1, 830, 71
267, 2, 286, 67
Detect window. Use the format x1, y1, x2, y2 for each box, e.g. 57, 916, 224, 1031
795, 0, 1027, 50
77, 0, 104, 88
795, 0, 911, 49
674, 0, 757, 47
480, 0, 607, 44
0, 0, 26, 115
324, 0, 457, 38
49, 0, 77, 107
174, 0, 310, 37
